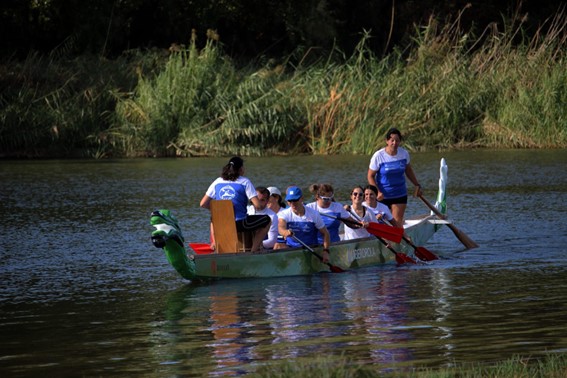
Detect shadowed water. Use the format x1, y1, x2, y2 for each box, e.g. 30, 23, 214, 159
1, 150, 566, 376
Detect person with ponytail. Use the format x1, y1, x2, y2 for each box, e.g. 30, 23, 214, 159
200, 156, 270, 252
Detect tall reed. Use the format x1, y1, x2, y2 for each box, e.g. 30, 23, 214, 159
2, 10, 565, 158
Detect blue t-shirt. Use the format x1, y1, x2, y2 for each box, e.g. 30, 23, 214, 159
205, 176, 257, 220
279, 206, 326, 247
306, 201, 350, 243
369, 147, 411, 199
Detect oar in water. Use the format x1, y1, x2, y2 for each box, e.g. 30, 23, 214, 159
418, 194, 479, 249
344, 209, 416, 264
379, 219, 439, 261
319, 212, 404, 243
376, 234, 417, 264
290, 235, 344, 273
401, 233, 438, 261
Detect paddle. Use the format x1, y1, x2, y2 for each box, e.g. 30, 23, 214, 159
290, 235, 345, 273
376, 234, 417, 264
319, 212, 404, 243
345, 209, 416, 264
401, 234, 438, 261
418, 194, 479, 249
379, 218, 438, 261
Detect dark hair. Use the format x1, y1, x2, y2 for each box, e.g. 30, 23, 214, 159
268, 189, 287, 208
255, 186, 270, 197
364, 184, 378, 195
385, 128, 403, 141
221, 156, 244, 181
310, 183, 335, 200
351, 185, 364, 195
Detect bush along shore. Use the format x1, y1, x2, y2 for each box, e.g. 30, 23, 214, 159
1, 13, 566, 158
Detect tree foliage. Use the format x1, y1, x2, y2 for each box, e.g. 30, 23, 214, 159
1, 0, 562, 60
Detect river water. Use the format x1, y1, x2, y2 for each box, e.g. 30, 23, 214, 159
1, 150, 567, 376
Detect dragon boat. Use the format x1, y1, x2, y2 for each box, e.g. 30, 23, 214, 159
150, 159, 450, 281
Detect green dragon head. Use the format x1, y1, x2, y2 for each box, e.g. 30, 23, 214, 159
150, 209, 185, 249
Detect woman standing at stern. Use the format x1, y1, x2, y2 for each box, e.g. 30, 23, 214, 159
200, 156, 270, 252
367, 128, 422, 227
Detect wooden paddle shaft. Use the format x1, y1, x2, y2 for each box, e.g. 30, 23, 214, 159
418, 194, 478, 249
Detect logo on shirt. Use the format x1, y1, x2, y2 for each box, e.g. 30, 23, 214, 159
219, 185, 236, 200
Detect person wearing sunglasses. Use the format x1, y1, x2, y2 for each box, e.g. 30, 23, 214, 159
367, 128, 422, 227
343, 185, 375, 240
274, 186, 331, 262
306, 183, 358, 243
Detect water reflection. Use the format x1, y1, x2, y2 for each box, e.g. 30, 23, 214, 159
155, 270, 431, 375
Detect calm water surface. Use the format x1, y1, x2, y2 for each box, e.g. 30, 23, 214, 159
1, 150, 567, 376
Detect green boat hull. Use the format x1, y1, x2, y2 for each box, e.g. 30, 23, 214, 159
150, 210, 440, 281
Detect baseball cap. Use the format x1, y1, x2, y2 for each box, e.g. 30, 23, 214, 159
267, 186, 281, 197
285, 186, 303, 201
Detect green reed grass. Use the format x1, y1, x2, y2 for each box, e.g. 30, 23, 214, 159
1, 11, 565, 158
0, 51, 152, 158
249, 353, 567, 377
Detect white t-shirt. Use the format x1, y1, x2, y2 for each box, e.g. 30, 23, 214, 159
344, 207, 375, 240
278, 206, 326, 247
363, 201, 394, 222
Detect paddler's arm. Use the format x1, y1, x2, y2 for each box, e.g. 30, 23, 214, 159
200, 194, 212, 209
250, 195, 260, 210
405, 163, 422, 197
278, 218, 292, 239
367, 168, 384, 201
319, 226, 331, 263
367, 168, 378, 187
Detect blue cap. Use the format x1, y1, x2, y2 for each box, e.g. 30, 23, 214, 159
285, 186, 303, 201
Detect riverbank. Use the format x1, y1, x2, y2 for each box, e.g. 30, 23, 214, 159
1, 13, 565, 159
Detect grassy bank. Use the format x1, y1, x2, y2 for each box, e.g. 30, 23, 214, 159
1, 12, 565, 158
249, 353, 567, 377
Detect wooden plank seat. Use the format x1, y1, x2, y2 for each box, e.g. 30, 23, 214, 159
210, 200, 253, 253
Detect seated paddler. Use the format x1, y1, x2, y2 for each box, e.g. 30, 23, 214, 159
274, 186, 331, 263
200, 156, 271, 252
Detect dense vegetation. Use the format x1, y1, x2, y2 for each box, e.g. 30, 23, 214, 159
2, 0, 560, 60
1, 3, 565, 158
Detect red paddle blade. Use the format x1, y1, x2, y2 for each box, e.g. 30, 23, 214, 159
395, 252, 416, 264
367, 223, 404, 243
414, 246, 438, 261
329, 264, 345, 273
189, 243, 214, 254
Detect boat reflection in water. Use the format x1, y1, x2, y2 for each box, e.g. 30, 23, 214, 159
153, 269, 418, 375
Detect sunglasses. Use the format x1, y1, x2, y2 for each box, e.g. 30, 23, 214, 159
352, 192, 364, 197
319, 195, 333, 202
288, 199, 299, 203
